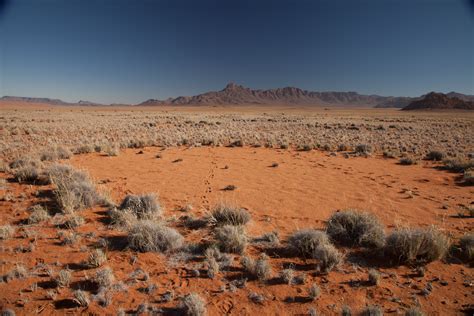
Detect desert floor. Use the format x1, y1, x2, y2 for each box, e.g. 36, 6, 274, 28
0, 104, 472, 315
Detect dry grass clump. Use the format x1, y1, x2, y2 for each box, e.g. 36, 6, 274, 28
405, 307, 424, 316
73, 290, 90, 307
457, 234, 473, 264
14, 165, 41, 183
287, 229, 329, 257
47, 164, 99, 213
128, 220, 184, 252
87, 249, 107, 268
118, 194, 161, 219
27, 205, 50, 224
326, 210, 385, 248
54, 269, 72, 287
204, 246, 233, 279
0, 225, 15, 239
241, 253, 272, 281
308, 283, 321, 301
3, 264, 28, 282
313, 242, 343, 272
63, 214, 85, 229
93, 267, 115, 288
40, 146, 72, 161
74, 145, 94, 154
399, 157, 416, 165
361, 305, 383, 316
9, 156, 41, 169
463, 168, 474, 185
425, 150, 445, 161
210, 203, 250, 226
288, 229, 342, 272
385, 227, 450, 265
443, 159, 474, 172
103, 144, 119, 156
0, 308, 16, 316
368, 269, 380, 286
215, 225, 247, 254
355, 144, 372, 154
179, 293, 207, 316
279, 268, 294, 284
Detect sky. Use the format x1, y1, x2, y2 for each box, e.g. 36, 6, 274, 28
0, 0, 473, 104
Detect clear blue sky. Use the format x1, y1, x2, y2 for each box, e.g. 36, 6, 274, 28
0, 0, 473, 104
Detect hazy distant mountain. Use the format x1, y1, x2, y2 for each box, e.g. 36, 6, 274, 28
2, 85, 473, 108
402, 92, 474, 110
0, 96, 105, 106
140, 83, 469, 108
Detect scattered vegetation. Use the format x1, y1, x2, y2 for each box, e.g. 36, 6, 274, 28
179, 293, 207, 316
27, 205, 50, 224
287, 229, 329, 257
47, 164, 99, 213
308, 283, 321, 301
128, 220, 184, 252
0, 225, 15, 239
119, 193, 161, 219
93, 267, 115, 288
54, 269, 72, 287
425, 150, 444, 161
215, 225, 247, 254
87, 249, 107, 268
326, 210, 385, 248
240, 253, 272, 281
385, 227, 450, 265
210, 203, 250, 226
361, 305, 383, 316
405, 307, 424, 316
368, 269, 380, 286
73, 290, 90, 307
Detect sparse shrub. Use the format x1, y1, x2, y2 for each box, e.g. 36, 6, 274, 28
298, 144, 313, 151
240, 254, 272, 281
63, 214, 85, 229
279, 268, 294, 284
14, 165, 41, 183
341, 305, 352, 316
109, 208, 137, 229
1, 308, 16, 316
458, 234, 474, 264
425, 151, 444, 161
326, 210, 385, 248
308, 283, 321, 301
40, 146, 72, 161
61, 231, 81, 245
254, 231, 280, 245
463, 168, 474, 185
128, 220, 184, 252
28, 205, 50, 224
309, 307, 318, 316
55, 269, 72, 287
74, 145, 94, 154
0, 225, 15, 239
362, 305, 383, 316
248, 292, 265, 304
179, 293, 206, 316
3, 264, 28, 282
368, 269, 380, 285
94, 267, 115, 288
119, 194, 161, 219
9, 156, 41, 169
73, 290, 90, 307
206, 256, 219, 279
385, 227, 450, 265
405, 307, 424, 316
287, 229, 329, 257
355, 144, 372, 154
47, 164, 99, 213
313, 242, 343, 272
210, 204, 250, 226
87, 249, 107, 268
215, 225, 247, 254
104, 144, 119, 156
399, 157, 416, 165
443, 159, 474, 172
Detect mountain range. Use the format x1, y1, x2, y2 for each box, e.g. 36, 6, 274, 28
2, 83, 474, 108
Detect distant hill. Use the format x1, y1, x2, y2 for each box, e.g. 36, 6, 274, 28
402, 92, 474, 110
0, 96, 105, 106
2, 85, 473, 108
139, 82, 411, 107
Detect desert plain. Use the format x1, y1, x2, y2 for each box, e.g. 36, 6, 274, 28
0, 103, 473, 315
